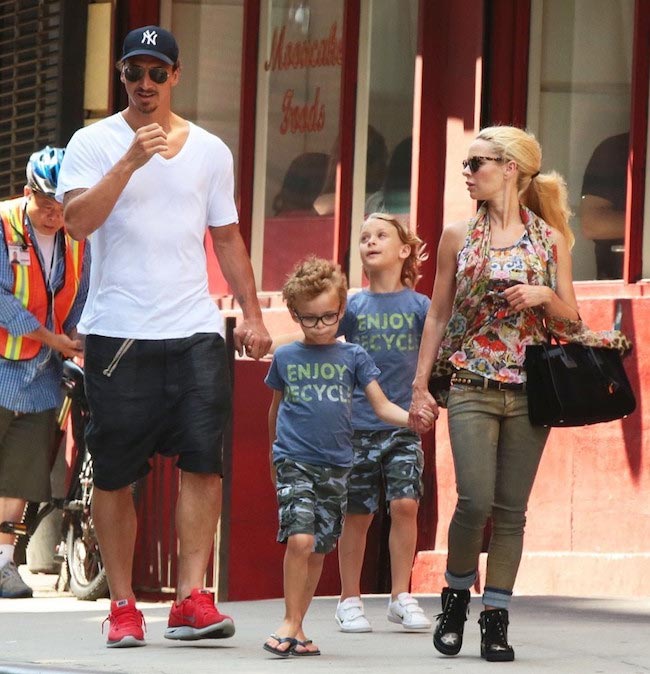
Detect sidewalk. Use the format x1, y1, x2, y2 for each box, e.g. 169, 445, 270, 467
0, 570, 649, 673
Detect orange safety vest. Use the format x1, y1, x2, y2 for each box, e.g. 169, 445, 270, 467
0, 197, 86, 360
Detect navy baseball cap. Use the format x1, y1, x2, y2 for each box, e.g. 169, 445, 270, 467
121, 25, 179, 65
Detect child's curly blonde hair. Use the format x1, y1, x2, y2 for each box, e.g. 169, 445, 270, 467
282, 256, 348, 313
362, 213, 428, 287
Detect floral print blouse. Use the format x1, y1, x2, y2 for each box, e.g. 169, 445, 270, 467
429, 204, 631, 392
449, 231, 547, 383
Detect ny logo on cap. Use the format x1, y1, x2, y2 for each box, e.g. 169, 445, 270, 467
141, 29, 158, 45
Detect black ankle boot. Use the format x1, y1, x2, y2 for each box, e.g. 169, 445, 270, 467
433, 587, 471, 656
478, 609, 515, 662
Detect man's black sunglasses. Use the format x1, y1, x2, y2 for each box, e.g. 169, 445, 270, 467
462, 156, 503, 173
123, 64, 170, 84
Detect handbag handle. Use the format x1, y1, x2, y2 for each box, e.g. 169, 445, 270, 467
546, 333, 619, 393
586, 347, 620, 393
545, 334, 576, 369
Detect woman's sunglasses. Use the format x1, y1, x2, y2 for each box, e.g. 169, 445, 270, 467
123, 64, 170, 84
462, 156, 503, 173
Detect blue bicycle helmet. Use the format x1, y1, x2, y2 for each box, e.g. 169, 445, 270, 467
26, 146, 65, 197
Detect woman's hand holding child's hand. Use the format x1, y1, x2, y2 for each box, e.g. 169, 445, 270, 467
409, 403, 437, 433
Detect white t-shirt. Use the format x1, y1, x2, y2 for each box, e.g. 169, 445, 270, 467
32, 230, 57, 285
56, 113, 239, 339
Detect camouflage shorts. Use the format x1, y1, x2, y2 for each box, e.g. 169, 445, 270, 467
347, 428, 424, 514
274, 459, 350, 554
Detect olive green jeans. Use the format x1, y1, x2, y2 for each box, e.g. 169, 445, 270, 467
445, 382, 550, 603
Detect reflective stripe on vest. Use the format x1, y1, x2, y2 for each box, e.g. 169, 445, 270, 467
0, 198, 86, 360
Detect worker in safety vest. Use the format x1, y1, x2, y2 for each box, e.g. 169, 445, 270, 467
0, 146, 90, 598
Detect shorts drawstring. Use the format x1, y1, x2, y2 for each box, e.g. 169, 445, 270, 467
102, 339, 135, 377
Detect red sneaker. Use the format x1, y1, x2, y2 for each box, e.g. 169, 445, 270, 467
103, 598, 146, 648
165, 588, 235, 640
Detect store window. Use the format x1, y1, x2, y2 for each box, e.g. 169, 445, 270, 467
363, 0, 417, 215
527, 0, 633, 281
168, 0, 244, 173
166, 0, 244, 294
348, 0, 418, 286
252, 0, 344, 291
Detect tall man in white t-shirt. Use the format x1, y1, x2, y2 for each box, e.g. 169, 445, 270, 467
56, 25, 271, 648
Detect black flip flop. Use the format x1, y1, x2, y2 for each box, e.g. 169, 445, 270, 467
263, 634, 298, 657
291, 639, 321, 656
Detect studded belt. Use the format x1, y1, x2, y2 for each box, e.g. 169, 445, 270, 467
451, 372, 526, 392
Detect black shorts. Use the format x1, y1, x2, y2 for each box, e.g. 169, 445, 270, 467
84, 333, 231, 491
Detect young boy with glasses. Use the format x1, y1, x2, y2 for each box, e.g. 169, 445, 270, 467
263, 257, 433, 658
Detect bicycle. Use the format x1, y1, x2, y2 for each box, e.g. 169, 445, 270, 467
0, 359, 108, 600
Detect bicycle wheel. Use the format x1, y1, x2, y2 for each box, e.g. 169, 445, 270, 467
66, 519, 108, 601
59, 361, 108, 600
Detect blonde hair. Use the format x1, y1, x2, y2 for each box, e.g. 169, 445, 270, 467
362, 213, 428, 288
282, 256, 348, 312
477, 126, 574, 248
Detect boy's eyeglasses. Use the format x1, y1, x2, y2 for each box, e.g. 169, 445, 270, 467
462, 156, 503, 173
293, 307, 341, 328
123, 65, 170, 84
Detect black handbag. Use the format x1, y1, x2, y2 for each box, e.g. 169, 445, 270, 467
524, 337, 636, 427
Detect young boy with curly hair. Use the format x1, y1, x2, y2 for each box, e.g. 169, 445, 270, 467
263, 257, 432, 658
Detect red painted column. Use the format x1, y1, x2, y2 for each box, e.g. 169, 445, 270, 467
410, 0, 459, 559
334, 0, 361, 273
481, 0, 531, 127
411, 0, 450, 297
236, 0, 261, 253
625, 0, 650, 282
127, 2, 160, 28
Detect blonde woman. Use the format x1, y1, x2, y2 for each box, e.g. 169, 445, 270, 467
410, 126, 628, 661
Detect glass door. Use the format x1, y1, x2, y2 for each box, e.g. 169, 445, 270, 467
527, 0, 634, 281
252, 0, 345, 291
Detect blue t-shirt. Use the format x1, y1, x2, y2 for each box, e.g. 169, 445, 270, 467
265, 341, 380, 468
338, 288, 430, 431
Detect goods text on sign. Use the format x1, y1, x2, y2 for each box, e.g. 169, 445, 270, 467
264, 22, 343, 135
